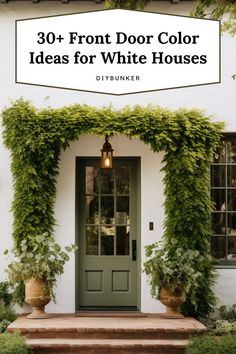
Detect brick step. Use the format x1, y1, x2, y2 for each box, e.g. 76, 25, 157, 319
7, 315, 206, 341
17, 327, 197, 340
27, 338, 189, 354
7, 315, 205, 353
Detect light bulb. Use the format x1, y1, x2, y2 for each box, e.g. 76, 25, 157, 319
104, 157, 110, 167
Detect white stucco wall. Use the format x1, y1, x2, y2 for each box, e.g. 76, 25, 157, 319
214, 269, 236, 307
0, 1, 236, 313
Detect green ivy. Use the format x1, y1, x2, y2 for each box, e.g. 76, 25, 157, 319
1, 99, 223, 317
105, 0, 150, 9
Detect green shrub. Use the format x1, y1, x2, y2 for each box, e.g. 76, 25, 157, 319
186, 336, 220, 354
0, 320, 11, 334
186, 335, 236, 354
198, 316, 217, 333
0, 304, 17, 333
0, 283, 13, 307
0, 305, 17, 323
0, 280, 24, 310
197, 303, 236, 334
214, 320, 236, 335
219, 304, 236, 321
220, 335, 236, 354
0, 332, 29, 354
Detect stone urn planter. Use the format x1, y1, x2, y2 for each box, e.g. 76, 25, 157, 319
159, 287, 186, 319
25, 277, 51, 319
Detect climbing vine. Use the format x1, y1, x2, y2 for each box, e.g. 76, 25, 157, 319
2, 99, 223, 317
105, 0, 150, 9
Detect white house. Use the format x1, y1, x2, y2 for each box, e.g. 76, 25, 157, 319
0, 0, 236, 314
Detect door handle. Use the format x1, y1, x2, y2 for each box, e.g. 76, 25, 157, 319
132, 240, 136, 261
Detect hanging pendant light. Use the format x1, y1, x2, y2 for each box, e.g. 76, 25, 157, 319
100, 134, 114, 169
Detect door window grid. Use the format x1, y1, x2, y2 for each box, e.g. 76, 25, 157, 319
211, 139, 236, 263
85, 164, 130, 256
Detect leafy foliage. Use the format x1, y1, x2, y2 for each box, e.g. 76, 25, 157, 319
105, 0, 236, 36
0, 282, 17, 333
0, 332, 29, 354
143, 243, 203, 307
105, 0, 149, 9
193, 0, 236, 35
0, 305, 17, 325
0, 282, 13, 307
11, 281, 25, 307
186, 335, 236, 354
198, 303, 236, 335
0, 304, 17, 333
5, 232, 77, 301
219, 303, 236, 321
186, 335, 220, 354
1, 99, 223, 317
0, 320, 11, 334
220, 336, 236, 354
214, 319, 236, 334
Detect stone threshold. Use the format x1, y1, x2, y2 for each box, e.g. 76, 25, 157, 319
75, 311, 147, 317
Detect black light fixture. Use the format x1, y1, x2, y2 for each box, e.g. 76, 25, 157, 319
100, 134, 114, 169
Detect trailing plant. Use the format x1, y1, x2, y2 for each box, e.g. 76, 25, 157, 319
5, 232, 77, 301
11, 281, 25, 307
143, 243, 203, 307
0, 332, 29, 354
1, 99, 223, 317
0, 282, 13, 307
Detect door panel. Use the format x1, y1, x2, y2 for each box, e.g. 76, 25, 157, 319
77, 158, 138, 307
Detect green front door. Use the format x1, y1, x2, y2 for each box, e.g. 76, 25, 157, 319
76, 158, 139, 308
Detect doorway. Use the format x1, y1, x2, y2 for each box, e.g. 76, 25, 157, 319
76, 157, 140, 308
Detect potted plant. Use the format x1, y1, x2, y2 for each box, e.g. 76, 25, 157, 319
143, 242, 202, 318
5, 232, 77, 319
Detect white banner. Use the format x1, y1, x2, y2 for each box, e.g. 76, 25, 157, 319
16, 9, 220, 95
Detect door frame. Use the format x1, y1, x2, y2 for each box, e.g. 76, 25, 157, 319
75, 156, 141, 310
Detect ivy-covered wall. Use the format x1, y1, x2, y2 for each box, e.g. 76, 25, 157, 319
2, 99, 223, 317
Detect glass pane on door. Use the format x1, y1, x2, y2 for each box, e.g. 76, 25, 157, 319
116, 166, 129, 194
85, 196, 99, 224
84, 162, 131, 256
101, 226, 115, 255
116, 226, 130, 255
101, 196, 114, 224
101, 169, 114, 194
116, 196, 129, 224
86, 226, 99, 255
86, 166, 99, 194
